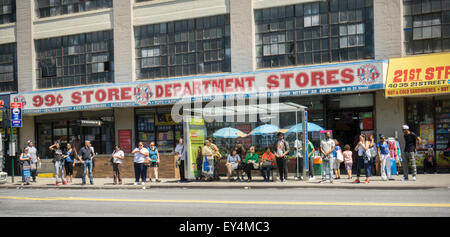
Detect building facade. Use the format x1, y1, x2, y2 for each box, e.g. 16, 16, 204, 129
1, 0, 449, 176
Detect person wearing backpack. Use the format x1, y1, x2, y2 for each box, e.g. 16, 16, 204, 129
274, 132, 290, 183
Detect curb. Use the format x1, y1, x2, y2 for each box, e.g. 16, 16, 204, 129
0, 184, 447, 190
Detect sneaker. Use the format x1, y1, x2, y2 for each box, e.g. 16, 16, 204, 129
282, 180, 287, 183
90, 182, 94, 185
309, 176, 315, 180
412, 176, 416, 181
389, 178, 395, 181
156, 179, 161, 183
134, 182, 138, 185
63, 181, 67, 185
401, 177, 409, 181
81, 182, 86, 185
364, 179, 369, 184
56, 182, 59, 186
352, 179, 360, 183
141, 182, 146, 185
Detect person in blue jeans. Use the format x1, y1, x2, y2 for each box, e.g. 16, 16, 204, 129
78, 141, 95, 185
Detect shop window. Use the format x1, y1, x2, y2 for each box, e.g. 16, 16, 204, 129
0, 0, 15, 24
0, 43, 17, 92
36, 30, 114, 89
403, 0, 450, 55
135, 15, 231, 80
135, 107, 183, 154
435, 96, 450, 152
35, 110, 115, 157
35, 0, 112, 19
256, 0, 374, 69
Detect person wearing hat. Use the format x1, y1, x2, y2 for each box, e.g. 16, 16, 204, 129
27, 140, 40, 182
402, 125, 422, 181
377, 135, 393, 181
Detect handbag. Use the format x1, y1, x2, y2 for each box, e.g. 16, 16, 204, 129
261, 161, 272, 168
336, 150, 344, 163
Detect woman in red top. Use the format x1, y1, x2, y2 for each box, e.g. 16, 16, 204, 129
260, 147, 275, 182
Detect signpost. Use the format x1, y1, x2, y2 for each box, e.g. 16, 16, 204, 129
9, 102, 22, 183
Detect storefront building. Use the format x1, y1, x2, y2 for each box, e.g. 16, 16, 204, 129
386, 53, 450, 171
6, 0, 448, 177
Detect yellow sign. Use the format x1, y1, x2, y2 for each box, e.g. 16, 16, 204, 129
385, 53, 450, 97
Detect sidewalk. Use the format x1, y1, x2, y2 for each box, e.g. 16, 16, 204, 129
1, 173, 449, 190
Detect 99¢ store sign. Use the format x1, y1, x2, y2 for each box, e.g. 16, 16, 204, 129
12, 61, 386, 114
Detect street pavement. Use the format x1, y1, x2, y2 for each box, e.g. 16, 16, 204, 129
1, 173, 449, 190
0, 188, 449, 217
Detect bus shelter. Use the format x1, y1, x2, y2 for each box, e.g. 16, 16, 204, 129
182, 102, 309, 181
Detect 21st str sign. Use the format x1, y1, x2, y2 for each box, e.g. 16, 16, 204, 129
12, 60, 386, 114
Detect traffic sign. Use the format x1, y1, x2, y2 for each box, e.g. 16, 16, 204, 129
10, 102, 22, 128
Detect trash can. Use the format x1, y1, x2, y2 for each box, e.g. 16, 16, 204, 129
313, 156, 322, 176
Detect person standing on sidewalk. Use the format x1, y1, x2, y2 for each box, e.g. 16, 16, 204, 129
377, 135, 393, 181
343, 145, 353, 179
353, 134, 373, 184
112, 145, 124, 185
402, 125, 422, 181
274, 132, 290, 183
307, 139, 316, 180
132, 142, 149, 185
202, 140, 214, 181
78, 141, 95, 185
148, 142, 161, 183
332, 139, 342, 180
320, 132, 335, 184
175, 138, 186, 183
19, 147, 32, 186
62, 143, 77, 184
49, 142, 66, 186
26, 140, 40, 183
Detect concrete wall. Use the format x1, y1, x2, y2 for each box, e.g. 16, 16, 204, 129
33, 9, 113, 40
230, 0, 255, 73
133, 0, 228, 26
16, 0, 35, 93
114, 108, 135, 151
19, 115, 35, 151
375, 90, 405, 148
113, 0, 135, 83
0, 23, 16, 44
374, 0, 403, 60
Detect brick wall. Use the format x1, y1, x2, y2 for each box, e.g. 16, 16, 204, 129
72, 154, 180, 179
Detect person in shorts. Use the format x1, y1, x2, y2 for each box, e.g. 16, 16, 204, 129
147, 142, 161, 182
343, 145, 353, 179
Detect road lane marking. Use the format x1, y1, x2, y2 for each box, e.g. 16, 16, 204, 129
1, 196, 450, 208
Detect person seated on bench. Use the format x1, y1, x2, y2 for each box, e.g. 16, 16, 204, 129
226, 149, 242, 182
244, 146, 259, 182
260, 147, 275, 182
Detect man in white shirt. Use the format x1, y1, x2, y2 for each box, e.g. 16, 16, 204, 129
320, 132, 335, 183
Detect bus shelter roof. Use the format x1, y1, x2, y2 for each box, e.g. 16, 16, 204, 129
183, 102, 307, 117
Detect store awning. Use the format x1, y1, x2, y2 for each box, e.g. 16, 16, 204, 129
184, 102, 307, 117
385, 53, 450, 97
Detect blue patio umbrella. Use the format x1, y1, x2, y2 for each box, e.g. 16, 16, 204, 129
213, 127, 246, 139
286, 122, 324, 134
249, 124, 280, 135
